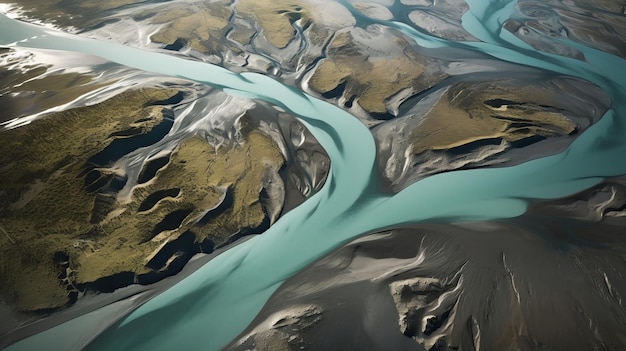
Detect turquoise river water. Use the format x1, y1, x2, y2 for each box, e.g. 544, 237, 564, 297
1, 0, 626, 349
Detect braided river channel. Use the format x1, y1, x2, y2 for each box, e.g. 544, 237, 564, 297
1, 0, 626, 350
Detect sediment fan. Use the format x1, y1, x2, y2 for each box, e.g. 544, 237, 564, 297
1, 0, 625, 350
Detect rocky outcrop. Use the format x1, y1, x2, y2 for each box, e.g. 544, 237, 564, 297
228, 214, 626, 351
232, 306, 323, 351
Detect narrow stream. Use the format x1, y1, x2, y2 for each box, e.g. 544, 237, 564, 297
1, 0, 625, 349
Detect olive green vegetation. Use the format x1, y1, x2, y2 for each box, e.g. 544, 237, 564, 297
308, 32, 444, 114
410, 82, 577, 154
0, 86, 284, 311
3, 0, 317, 55
146, 1, 234, 54
172, 130, 284, 244
235, 0, 309, 49
77, 128, 284, 283
0, 88, 175, 310
137, 0, 320, 55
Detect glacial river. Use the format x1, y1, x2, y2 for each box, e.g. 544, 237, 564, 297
2, 0, 626, 349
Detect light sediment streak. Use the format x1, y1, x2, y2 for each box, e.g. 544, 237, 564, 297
2, 0, 625, 349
